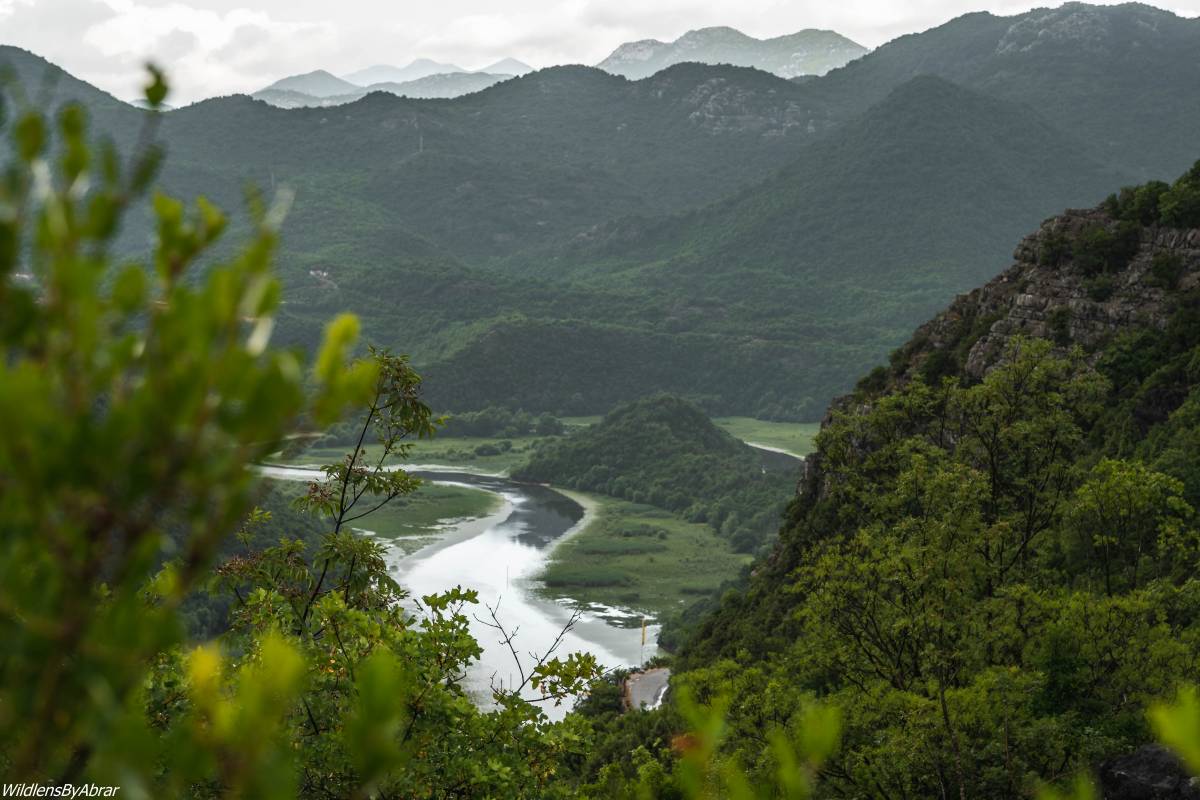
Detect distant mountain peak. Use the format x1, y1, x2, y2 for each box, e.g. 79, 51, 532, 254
679, 25, 750, 41
480, 58, 534, 76
342, 60, 466, 87
598, 25, 866, 79
995, 1, 1187, 54
259, 69, 359, 98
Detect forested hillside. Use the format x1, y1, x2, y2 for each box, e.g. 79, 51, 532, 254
2, 2, 1197, 421
513, 395, 794, 552
569, 162, 1200, 798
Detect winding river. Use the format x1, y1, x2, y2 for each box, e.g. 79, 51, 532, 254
258, 465, 659, 718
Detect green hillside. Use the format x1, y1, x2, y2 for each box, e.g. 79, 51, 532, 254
569, 163, 1200, 797
513, 395, 794, 552
524, 75, 1125, 328
795, 2, 1200, 179
3, 3, 1198, 421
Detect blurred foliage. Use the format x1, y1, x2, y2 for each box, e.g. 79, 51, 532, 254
0, 70, 608, 798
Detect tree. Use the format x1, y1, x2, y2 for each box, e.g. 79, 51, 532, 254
1066, 459, 1196, 594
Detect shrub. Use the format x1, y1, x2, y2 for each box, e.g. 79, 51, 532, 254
920, 347, 959, 383
1085, 274, 1117, 301
1048, 306, 1073, 345
857, 365, 889, 393
1160, 160, 1200, 229
1073, 221, 1141, 276
1104, 181, 1171, 225
1039, 230, 1071, 267
1149, 252, 1187, 290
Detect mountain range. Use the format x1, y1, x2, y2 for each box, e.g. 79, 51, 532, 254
1, 2, 1197, 420
255, 58, 535, 106
596, 26, 867, 79
252, 26, 860, 107
253, 72, 517, 108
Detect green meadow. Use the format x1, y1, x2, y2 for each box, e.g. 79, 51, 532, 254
712, 417, 820, 457
538, 494, 752, 618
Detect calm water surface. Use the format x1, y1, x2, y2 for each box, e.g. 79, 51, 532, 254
259, 465, 659, 717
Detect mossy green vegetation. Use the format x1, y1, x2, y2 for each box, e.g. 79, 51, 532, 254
515, 395, 795, 554
538, 495, 752, 617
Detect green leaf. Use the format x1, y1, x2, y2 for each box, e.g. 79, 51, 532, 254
1150, 685, 1200, 774
13, 112, 44, 161
144, 64, 169, 108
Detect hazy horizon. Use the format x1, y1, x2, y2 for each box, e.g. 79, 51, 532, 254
3, 0, 1198, 105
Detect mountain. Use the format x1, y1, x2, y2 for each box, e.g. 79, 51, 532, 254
642, 163, 1200, 799
169, 64, 821, 263
362, 71, 513, 99
258, 69, 360, 98
3, 3, 1198, 421
250, 87, 349, 108
480, 58, 534, 76
252, 72, 515, 107
482, 76, 1125, 413
597, 26, 867, 79
793, 2, 1200, 180
343, 59, 466, 86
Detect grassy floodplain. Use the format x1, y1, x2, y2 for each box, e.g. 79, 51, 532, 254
351, 483, 502, 555
282, 414, 809, 610
264, 468, 502, 556
286, 438, 553, 474
712, 417, 820, 457
538, 494, 752, 618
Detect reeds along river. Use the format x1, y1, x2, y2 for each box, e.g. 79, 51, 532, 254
257, 465, 660, 719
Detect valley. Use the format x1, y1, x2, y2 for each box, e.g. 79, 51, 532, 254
5, 2, 1200, 796
7, 3, 1198, 422
275, 409, 814, 623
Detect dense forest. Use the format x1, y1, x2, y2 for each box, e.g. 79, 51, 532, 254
514, 395, 794, 553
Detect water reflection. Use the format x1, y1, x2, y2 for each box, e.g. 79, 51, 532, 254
394, 471, 658, 718
410, 471, 582, 549
257, 464, 661, 718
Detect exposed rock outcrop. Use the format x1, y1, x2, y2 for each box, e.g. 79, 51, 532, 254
1100, 745, 1200, 800
908, 210, 1199, 382
798, 200, 1200, 499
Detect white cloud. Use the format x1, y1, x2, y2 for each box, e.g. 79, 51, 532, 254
0, 0, 1197, 104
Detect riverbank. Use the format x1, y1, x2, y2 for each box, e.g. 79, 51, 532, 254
383, 471, 654, 715
256, 464, 505, 554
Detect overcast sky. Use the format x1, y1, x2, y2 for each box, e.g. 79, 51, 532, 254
2, 0, 1198, 104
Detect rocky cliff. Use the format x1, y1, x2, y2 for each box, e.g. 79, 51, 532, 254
902, 210, 1200, 381
795, 182, 1200, 503
671, 163, 1200, 797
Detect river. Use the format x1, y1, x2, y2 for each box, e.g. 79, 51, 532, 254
257, 465, 660, 718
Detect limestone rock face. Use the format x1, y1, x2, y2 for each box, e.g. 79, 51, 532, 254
906, 210, 1199, 383
800, 202, 1199, 504
1099, 745, 1200, 800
